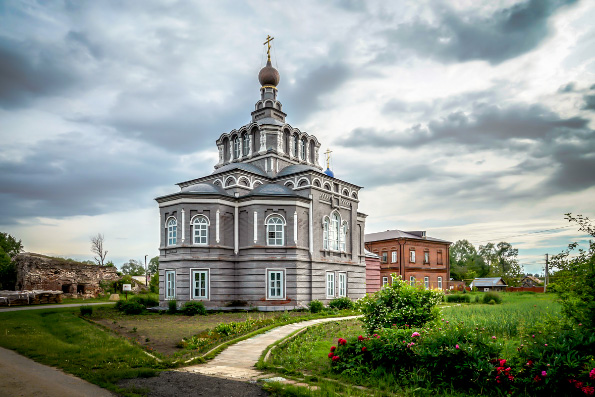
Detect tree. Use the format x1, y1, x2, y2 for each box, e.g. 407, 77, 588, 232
148, 256, 159, 275
0, 232, 24, 258
550, 213, 595, 329
90, 233, 108, 266
0, 233, 23, 290
449, 240, 489, 281
121, 259, 145, 276
479, 241, 523, 286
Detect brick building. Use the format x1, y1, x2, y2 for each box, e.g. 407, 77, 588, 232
365, 230, 451, 290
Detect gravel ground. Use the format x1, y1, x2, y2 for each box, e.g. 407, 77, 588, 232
119, 371, 269, 397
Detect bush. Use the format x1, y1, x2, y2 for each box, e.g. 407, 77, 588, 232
356, 275, 443, 333
474, 295, 481, 303
328, 297, 355, 310
168, 300, 178, 314
79, 305, 93, 316
131, 295, 159, 308
482, 291, 502, 304
309, 300, 324, 313
149, 273, 159, 294
181, 301, 207, 316
445, 294, 470, 303
116, 301, 144, 315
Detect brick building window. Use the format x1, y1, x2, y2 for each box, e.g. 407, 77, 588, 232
424, 276, 429, 289
424, 251, 430, 264
438, 276, 443, 289
391, 251, 397, 263
409, 276, 415, 286
381, 252, 388, 263
409, 249, 416, 263
438, 250, 443, 265
382, 277, 388, 287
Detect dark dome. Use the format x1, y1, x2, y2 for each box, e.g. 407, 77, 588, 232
258, 59, 280, 87
324, 168, 335, 178
212, 162, 267, 177
247, 183, 297, 197
181, 183, 229, 195
277, 164, 320, 177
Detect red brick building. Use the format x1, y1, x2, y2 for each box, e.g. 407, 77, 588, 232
365, 230, 451, 291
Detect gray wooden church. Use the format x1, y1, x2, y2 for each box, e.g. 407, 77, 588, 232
156, 39, 367, 309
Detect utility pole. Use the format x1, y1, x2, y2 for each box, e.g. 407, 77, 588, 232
145, 255, 148, 287
544, 254, 548, 292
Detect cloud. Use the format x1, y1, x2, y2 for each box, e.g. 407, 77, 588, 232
379, 0, 578, 64
583, 94, 595, 110
558, 82, 576, 93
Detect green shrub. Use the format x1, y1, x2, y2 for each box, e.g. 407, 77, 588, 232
445, 294, 470, 303
328, 297, 354, 310
181, 301, 207, 316
131, 295, 159, 308
117, 301, 144, 315
79, 305, 93, 316
149, 273, 159, 294
482, 291, 502, 304
474, 295, 481, 303
309, 300, 324, 313
168, 300, 178, 314
356, 275, 443, 333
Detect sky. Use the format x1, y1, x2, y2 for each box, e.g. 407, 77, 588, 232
1, 0, 594, 275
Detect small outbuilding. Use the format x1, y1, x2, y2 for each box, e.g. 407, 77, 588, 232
470, 277, 507, 292
520, 275, 543, 287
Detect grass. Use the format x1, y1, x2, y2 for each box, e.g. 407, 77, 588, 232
0, 307, 166, 396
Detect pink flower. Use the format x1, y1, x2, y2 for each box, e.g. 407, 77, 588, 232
583, 386, 595, 395
532, 335, 535, 338
544, 344, 548, 347
358, 335, 364, 341
455, 344, 460, 349
526, 360, 533, 367
411, 332, 420, 337
541, 371, 547, 377
589, 368, 595, 379
499, 359, 506, 367
492, 336, 497, 340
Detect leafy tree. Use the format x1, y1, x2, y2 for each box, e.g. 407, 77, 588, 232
120, 259, 145, 276
105, 261, 116, 268
550, 213, 595, 329
0, 232, 23, 258
149, 272, 159, 293
0, 233, 23, 290
479, 241, 523, 286
148, 256, 159, 275
449, 240, 489, 281
90, 233, 108, 266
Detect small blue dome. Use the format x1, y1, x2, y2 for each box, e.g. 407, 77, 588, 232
324, 168, 335, 178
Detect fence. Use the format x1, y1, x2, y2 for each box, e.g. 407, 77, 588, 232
506, 287, 545, 293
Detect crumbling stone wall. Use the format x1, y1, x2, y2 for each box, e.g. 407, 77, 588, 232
14, 253, 120, 297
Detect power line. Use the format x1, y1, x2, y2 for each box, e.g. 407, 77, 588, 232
470, 225, 575, 244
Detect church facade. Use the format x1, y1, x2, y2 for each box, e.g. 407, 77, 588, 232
155, 44, 367, 309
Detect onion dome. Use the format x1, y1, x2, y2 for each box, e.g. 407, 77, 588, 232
324, 168, 335, 178
258, 59, 280, 87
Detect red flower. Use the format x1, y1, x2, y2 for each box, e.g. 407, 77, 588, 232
361, 346, 367, 352
358, 335, 364, 341
575, 381, 584, 389
534, 375, 541, 382
583, 386, 595, 396
330, 346, 336, 352
332, 355, 340, 362
338, 338, 347, 346
527, 360, 533, 367
328, 352, 333, 358
499, 359, 506, 367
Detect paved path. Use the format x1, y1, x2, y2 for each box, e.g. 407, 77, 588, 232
0, 346, 114, 397
0, 302, 114, 312
182, 316, 360, 380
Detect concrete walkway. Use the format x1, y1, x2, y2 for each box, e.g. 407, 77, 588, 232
0, 346, 114, 397
0, 302, 114, 312
182, 315, 359, 380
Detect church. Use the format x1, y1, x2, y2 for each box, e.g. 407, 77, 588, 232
155, 38, 368, 309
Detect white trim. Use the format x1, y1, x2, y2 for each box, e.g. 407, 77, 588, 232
252, 179, 263, 188
190, 268, 210, 300
166, 216, 177, 247
284, 181, 295, 188
265, 213, 287, 225
238, 176, 251, 187
165, 269, 176, 299
296, 177, 310, 187
191, 214, 210, 245
338, 272, 347, 297
308, 195, 313, 254
159, 198, 310, 209
234, 206, 239, 254
410, 276, 415, 286
164, 215, 177, 228
181, 209, 185, 243
216, 210, 220, 243
382, 276, 389, 287
326, 271, 335, 298
253, 211, 258, 243
437, 276, 443, 290
266, 268, 286, 300
424, 276, 429, 289
391, 251, 397, 263
266, 214, 285, 246
293, 211, 298, 243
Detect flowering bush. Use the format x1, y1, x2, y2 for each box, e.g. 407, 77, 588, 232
356, 276, 443, 333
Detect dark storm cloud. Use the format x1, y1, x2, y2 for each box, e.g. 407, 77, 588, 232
0, 132, 211, 224
583, 94, 595, 110
0, 36, 85, 109
379, 0, 578, 64
283, 63, 352, 124
558, 82, 576, 93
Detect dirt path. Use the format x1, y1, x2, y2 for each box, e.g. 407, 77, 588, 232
0, 346, 114, 397
0, 302, 114, 312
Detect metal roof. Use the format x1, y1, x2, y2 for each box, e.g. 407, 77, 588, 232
364, 229, 451, 244
364, 249, 379, 258
470, 277, 507, 287
245, 183, 302, 197
180, 183, 230, 195
212, 162, 268, 177
276, 164, 321, 177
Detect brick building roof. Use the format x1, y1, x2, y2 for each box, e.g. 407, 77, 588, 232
364, 230, 451, 244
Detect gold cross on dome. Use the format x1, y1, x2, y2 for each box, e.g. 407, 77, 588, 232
263, 35, 274, 61
324, 148, 332, 169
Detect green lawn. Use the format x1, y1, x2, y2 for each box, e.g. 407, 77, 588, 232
0, 307, 166, 396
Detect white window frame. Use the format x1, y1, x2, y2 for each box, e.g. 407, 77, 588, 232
424, 251, 430, 264
410, 276, 415, 286
242, 134, 250, 156
381, 252, 388, 263
165, 270, 176, 299
382, 276, 389, 287
338, 272, 347, 297
166, 217, 177, 246
391, 251, 397, 263
329, 213, 340, 250
326, 272, 335, 298
233, 136, 241, 159
339, 221, 347, 252
410, 249, 416, 263
266, 214, 285, 246
323, 216, 330, 250
191, 269, 209, 300
192, 215, 209, 245
300, 138, 306, 160
266, 269, 285, 300
438, 276, 443, 289
424, 276, 429, 289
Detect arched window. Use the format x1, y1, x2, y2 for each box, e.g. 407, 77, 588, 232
233, 136, 241, 159
192, 215, 209, 245
329, 213, 340, 250
293, 134, 299, 157
323, 216, 330, 250
266, 215, 285, 246
301, 138, 306, 160
339, 221, 348, 252
242, 133, 250, 156
167, 218, 177, 246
